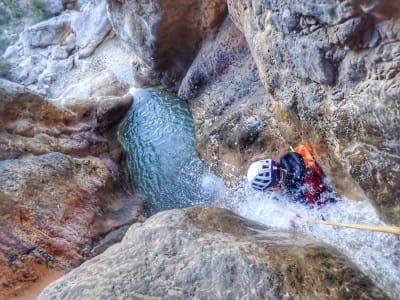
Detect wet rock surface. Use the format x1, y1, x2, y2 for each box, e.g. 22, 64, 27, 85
38, 207, 389, 300
178, 18, 283, 179
0, 79, 143, 299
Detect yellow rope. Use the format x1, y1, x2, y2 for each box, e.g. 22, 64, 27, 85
305, 219, 400, 235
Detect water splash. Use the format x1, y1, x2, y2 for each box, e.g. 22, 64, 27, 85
118, 87, 399, 298
216, 179, 400, 298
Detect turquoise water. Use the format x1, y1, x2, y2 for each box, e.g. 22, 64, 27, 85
118, 88, 222, 215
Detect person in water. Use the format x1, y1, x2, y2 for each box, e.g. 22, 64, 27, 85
247, 144, 335, 205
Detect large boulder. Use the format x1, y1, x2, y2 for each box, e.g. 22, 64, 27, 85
225, 0, 400, 224
38, 207, 389, 299
106, 0, 228, 90
0, 79, 129, 160
0, 79, 143, 299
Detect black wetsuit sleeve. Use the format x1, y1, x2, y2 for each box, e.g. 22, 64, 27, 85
279, 152, 306, 202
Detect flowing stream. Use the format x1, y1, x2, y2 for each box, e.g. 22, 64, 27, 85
119, 88, 400, 298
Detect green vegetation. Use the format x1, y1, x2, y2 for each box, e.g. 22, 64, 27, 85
0, 0, 25, 54
0, 0, 24, 25
0, 0, 54, 55
0, 35, 10, 54
30, 0, 53, 23
0, 57, 10, 78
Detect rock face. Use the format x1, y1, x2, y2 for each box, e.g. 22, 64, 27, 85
223, 0, 400, 225
38, 207, 388, 299
106, 0, 228, 90
59, 71, 128, 98
0, 79, 129, 160
3, 0, 113, 96
0, 79, 143, 299
178, 18, 283, 178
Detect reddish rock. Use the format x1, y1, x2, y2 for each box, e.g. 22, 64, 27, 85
0, 79, 143, 299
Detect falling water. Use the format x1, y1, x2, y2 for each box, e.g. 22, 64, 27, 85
119, 87, 400, 298
216, 179, 400, 298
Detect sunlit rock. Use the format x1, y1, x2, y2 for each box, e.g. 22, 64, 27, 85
59, 71, 128, 98
3, 0, 112, 96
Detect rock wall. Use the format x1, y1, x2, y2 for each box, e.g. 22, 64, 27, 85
38, 207, 389, 299
224, 0, 400, 225
106, 0, 228, 90
178, 18, 283, 178
0, 79, 143, 299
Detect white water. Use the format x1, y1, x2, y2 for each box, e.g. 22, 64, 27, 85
211, 177, 400, 298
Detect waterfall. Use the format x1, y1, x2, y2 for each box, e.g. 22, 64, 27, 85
217, 180, 400, 298
119, 88, 400, 298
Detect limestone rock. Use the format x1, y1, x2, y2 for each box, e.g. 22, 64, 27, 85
226, 0, 400, 224
3, 0, 113, 97
0, 79, 131, 160
106, 0, 228, 90
71, 0, 112, 58
38, 207, 389, 299
0, 79, 143, 299
20, 12, 74, 48
178, 18, 283, 179
42, 0, 64, 15
59, 71, 128, 98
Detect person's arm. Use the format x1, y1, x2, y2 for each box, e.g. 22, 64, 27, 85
279, 152, 306, 190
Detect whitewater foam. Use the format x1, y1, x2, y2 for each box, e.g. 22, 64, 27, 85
216, 179, 400, 298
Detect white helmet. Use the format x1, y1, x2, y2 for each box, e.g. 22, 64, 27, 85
247, 159, 281, 191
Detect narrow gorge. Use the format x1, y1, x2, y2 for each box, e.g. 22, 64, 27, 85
0, 0, 399, 299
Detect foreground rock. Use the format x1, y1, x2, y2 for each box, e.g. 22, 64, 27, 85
0, 79, 143, 299
38, 207, 388, 299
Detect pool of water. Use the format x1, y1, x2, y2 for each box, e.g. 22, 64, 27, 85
118, 87, 223, 215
